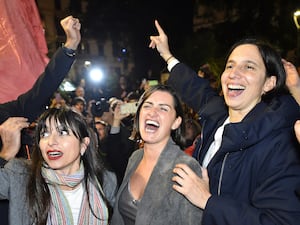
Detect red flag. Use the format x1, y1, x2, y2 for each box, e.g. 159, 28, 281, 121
0, 0, 49, 103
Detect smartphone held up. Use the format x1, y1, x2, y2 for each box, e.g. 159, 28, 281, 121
120, 102, 138, 114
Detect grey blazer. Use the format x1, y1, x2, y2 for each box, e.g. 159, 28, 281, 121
0, 159, 117, 225
111, 138, 203, 225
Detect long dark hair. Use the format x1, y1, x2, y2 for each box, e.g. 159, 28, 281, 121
225, 38, 289, 102
134, 84, 186, 149
27, 107, 110, 225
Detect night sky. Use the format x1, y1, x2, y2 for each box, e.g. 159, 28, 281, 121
67, 0, 300, 81
82, 0, 194, 79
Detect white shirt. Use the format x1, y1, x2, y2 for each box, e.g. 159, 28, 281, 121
202, 117, 230, 168
62, 183, 84, 225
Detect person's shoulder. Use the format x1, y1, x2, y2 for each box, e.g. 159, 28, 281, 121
175, 151, 199, 164
271, 95, 299, 111
270, 95, 300, 122
130, 148, 143, 158
4, 158, 31, 173
102, 169, 117, 186
175, 152, 202, 174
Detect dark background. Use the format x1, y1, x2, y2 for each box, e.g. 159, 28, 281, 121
60, 0, 300, 81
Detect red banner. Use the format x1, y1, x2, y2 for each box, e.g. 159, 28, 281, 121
0, 0, 48, 103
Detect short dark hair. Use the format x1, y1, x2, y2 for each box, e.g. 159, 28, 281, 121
225, 38, 289, 101
71, 96, 86, 106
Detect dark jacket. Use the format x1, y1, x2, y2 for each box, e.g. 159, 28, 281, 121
167, 62, 300, 225
0, 47, 75, 225
0, 47, 75, 124
103, 125, 136, 186
111, 138, 203, 225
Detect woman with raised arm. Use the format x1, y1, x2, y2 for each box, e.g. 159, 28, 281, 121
149, 20, 300, 225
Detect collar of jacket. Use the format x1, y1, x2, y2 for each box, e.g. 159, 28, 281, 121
199, 94, 299, 155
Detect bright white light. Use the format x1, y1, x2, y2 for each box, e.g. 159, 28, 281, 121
89, 68, 104, 82
84, 60, 91, 66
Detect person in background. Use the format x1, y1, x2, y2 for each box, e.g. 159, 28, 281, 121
71, 96, 87, 116
149, 20, 300, 225
0, 15, 82, 225
114, 75, 133, 101
92, 116, 112, 170
94, 118, 109, 142
111, 85, 203, 225
183, 118, 201, 156
0, 107, 117, 225
75, 85, 85, 98
184, 119, 201, 148
197, 63, 218, 91
49, 91, 69, 109
95, 98, 136, 186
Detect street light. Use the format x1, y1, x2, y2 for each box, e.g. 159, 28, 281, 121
294, 10, 300, 66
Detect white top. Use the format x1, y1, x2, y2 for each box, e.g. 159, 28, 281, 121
62, 183, 84, 225
202, 117, 230, 168
167, 57, 180, 71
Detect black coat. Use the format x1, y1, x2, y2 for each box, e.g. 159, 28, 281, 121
168, 62, 300, 225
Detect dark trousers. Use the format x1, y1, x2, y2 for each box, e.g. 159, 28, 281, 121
0, 200, 9, 225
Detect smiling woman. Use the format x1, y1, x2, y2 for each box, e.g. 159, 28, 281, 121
149, 20, 300, 224
111, 84, 203, 225
0, 107, 117, 225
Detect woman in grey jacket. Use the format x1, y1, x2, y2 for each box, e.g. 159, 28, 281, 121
0, 107, 117, 225
111, 85, 203, 225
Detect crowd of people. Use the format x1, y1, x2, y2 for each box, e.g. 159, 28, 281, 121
0, 15, 300, 225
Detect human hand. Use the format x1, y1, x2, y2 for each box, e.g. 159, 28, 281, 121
60, 15, 81, 50
111, 99, 129, 127
172, 164, 211, 209
149, 20, 173, 62
282, 59, 300, 104
294, 120, 300, 143
0, 117, 29, 160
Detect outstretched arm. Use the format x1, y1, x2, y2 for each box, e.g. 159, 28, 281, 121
0, 16, 82, 123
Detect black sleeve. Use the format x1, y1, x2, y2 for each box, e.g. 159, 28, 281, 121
0, 47, 75, 124
103, 126, 136, 186
0, 157, 8, 168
